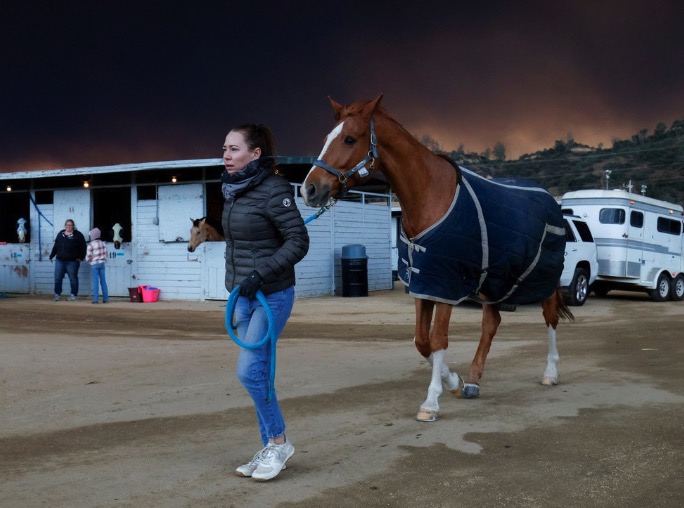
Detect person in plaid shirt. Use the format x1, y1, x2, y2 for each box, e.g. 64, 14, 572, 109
86, 227, 109, 304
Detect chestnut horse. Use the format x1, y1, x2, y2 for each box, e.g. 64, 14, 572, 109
301, 95, 573, 422
187, 217, 225, 252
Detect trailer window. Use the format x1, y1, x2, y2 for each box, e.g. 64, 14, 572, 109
630, 211, 644, 228
657, 217, 682, 236
599, 208, 625, 225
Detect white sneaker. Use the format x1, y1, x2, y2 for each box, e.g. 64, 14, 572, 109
235, 446, 269, 477
251, 440, 294, 481
67, 295, 77, 302
54, 294, 61, 301
235, 446, 288, 478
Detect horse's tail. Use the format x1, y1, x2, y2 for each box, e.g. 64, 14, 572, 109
555, 287, 575, 322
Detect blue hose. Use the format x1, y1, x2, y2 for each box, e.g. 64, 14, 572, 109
225, 287, 277, 401
225, 201, 335, 401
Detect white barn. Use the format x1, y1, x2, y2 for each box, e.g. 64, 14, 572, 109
0, 158, 393, 300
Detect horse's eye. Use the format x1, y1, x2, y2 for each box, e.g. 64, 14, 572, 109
344, 136, 356, 145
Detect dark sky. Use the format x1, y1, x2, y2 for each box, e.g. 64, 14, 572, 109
2, 1, 683, 172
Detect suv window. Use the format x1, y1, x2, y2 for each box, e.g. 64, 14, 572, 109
572, 219, 594, 242
564, 220, 577, 242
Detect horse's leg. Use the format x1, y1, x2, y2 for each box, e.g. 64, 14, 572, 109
427, 352, 463, 395
415, 300, 455, 422
541, 292, 561, 386
462, 303, 501, 399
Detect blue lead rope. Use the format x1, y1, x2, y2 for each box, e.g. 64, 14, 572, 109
303, 198, 337, 225
225, 199, 335, 401
225, 288, 277, 401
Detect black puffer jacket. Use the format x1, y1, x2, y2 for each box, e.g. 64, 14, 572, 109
222, 170, 309, 295
49, 229, 87, 261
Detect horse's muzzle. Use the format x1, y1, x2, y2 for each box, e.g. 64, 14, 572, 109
301, 182, 330, 208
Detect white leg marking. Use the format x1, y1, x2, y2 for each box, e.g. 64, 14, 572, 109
542, 324, 559, 386
421, 350, 446, 412
302, 122, 344, 182
427, 352, 462, 393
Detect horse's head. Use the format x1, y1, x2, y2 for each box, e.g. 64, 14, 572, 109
16, 218, 27, 243
301, 95, 384, 207
188, 217, 207, 253
112, 223, 123, 249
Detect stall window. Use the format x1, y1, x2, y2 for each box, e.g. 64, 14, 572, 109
0, 191, 31, 243
92, 187, 132, 242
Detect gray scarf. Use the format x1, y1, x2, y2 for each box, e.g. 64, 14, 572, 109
221, 157, 274, 201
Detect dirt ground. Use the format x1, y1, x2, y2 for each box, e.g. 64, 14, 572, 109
1, 287, 683, 508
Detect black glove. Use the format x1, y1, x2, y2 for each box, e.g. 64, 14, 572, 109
239, 270, 263, 299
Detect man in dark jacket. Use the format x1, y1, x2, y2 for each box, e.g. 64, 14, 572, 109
49, 219, 87, 301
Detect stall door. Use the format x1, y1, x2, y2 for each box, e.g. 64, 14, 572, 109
0, 244, 30, 293
105, 242, 135, 296
53, 190, 91, 233
203, 242, 229, 300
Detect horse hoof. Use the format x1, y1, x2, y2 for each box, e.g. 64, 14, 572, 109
541, 377, 558, 386
462, 383, 480, 399
416, 408, 438, 422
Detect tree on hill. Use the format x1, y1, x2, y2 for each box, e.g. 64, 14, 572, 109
421, 116, 684, 204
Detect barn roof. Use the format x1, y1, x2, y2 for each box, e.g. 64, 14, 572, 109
0, 155, 391, 195
0, 157, 318, 181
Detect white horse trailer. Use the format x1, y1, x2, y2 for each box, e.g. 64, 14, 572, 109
560, 189, 684, 301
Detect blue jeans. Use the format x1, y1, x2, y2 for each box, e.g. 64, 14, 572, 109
91, 263, 109, 303
234, 286, 295, 446
54, 259, 80, 296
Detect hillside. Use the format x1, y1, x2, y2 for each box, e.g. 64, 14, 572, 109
446, 119, 684, 205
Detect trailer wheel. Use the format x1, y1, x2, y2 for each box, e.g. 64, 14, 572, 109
671, 274, 684, 301
649, 272, 671, 302
567, 267, 589, 306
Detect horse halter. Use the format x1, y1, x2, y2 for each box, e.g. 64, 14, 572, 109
312, 117, 379, 197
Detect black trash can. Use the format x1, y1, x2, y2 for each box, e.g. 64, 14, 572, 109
341, 244, 368, 297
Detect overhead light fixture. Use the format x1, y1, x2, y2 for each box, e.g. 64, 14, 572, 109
171, 176, 177, 183
6, 185, 11, 192
83, 180, 90, 188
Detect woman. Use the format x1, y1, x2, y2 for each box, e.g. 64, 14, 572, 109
222, 124, 309, 481
49, 219, 87, 301
86, 227, 109, 304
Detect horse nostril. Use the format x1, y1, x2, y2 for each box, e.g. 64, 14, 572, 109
301, 183, 314, 203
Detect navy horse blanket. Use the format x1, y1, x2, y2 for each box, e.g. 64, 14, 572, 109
398, 164, 566, 305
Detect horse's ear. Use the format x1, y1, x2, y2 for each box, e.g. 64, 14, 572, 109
328, 96, 344, 120
371, 93, 384, 112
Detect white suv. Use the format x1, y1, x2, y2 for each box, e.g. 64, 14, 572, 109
560, 215, 599, 306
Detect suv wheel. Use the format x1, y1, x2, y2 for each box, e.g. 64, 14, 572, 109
567, 267, 589, 306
